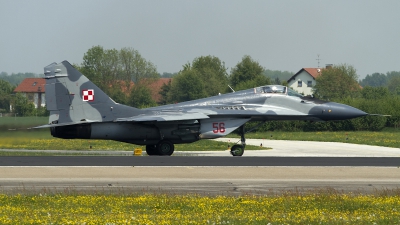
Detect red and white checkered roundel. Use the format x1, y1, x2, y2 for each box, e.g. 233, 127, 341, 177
82, 89, 94, 102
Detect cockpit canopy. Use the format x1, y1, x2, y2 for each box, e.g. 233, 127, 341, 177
256, 85, 304, 97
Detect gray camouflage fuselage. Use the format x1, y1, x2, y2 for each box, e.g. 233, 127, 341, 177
37, 61, 367, 155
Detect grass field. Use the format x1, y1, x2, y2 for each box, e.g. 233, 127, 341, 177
1, 117, 400, 154
0, 130, 264, 153
0, 192, 399, 224
0, 116, 47, 130
0, 117, 264, 154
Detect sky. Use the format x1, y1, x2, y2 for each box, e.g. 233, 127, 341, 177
1, 1, 400, 79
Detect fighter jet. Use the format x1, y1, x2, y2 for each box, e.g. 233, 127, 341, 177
36, 61, 367, 156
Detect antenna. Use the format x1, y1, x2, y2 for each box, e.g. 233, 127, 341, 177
228, 85, 235, 93
316, 54, 321, 68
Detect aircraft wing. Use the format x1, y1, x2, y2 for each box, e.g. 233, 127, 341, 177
34, 111, 210, 128
115, 112, 210, 122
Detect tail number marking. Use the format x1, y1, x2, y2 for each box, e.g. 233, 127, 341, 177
212, 122, 225, 133
82, 89, 94, 102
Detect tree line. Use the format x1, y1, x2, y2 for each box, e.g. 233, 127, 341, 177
272, 64, 400, 132
75, 46, 271, 107
1, 45, 400, 132
75, 47, 400, 131
0, 72, 38, 86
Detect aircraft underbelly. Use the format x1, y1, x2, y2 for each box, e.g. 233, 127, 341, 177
90, 122, 201, 145
90, 123, 159, 140
199, 118, 250, 139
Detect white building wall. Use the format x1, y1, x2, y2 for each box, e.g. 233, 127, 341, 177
33, 93, 39, 108
41, 93, 45, 107
33, 93, 46, 108
288, 71, 316, 96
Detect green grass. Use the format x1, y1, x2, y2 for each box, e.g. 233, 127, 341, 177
0, 117, 264, 154
0, 129, 264, 154
0, 151, 113, 156
0, 116, 47, 131
1, 117, 399, 156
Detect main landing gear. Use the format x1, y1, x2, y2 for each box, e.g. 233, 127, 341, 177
146, 140, 174, 156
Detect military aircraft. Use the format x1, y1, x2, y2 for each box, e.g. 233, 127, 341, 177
36, 61, 368, 156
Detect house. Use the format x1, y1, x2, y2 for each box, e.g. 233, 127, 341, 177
287, 65, 334, 96
110, 78, 172, 104
136, 78, 172, 103
109, 80, 135, 95
146, 78, 172, 103
13, 78, 46, 108
287, 68, 321, 95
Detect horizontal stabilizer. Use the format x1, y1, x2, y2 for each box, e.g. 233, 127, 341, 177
115, 112, 209, 122
33, 120, 99, 129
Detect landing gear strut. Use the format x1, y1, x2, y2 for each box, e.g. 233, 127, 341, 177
230, 121, 267, 156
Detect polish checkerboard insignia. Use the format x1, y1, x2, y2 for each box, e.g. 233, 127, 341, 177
82, 89, 94, 102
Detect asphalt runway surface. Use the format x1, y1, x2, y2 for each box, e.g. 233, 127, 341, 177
1, 139, 399, 195
1, 156, 400, 166
1, 156, 400, 195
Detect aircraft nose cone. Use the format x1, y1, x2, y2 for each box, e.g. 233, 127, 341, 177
317, 102, 368, 120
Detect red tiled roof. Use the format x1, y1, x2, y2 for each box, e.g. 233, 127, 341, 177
287, 68, 323, 82
113, 78, 172, 102
303, 68, 323, 79
141, 78, 172, 102
13, 77, 173, 103
14, 78, 45, 93
109, 80, 135, 94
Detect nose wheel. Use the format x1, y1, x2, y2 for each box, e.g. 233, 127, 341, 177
230, 144, 244, 156
230, 125, 246, 156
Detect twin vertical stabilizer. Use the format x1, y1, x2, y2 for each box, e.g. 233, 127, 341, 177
43, 61, 139, 125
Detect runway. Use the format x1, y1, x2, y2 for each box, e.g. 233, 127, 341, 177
1, 139, 399, 195
0, 156, 399, 166
1, 156, 400, 195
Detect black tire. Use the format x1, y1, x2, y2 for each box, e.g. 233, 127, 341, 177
230, 144, 244, 156
156, 140, 174, 156
146, 144, 158, 156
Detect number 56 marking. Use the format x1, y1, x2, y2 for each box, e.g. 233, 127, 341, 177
212, 122, 225, 133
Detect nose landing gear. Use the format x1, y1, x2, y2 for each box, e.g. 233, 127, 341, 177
230, 121, 266, 156
230, 125, 246, 156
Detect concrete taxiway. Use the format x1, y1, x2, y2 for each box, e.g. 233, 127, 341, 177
1, 167, 399, 195
209, 138, 400, 157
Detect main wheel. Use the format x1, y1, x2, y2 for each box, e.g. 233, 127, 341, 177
146, 144, 158, 155
230, 144, 244, 156
156, 140, 174, 156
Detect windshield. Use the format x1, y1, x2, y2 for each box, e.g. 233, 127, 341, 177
259, 85, 287, 94
256, 85, 304, 97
